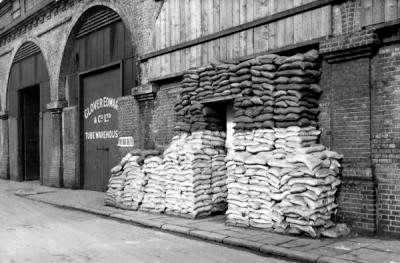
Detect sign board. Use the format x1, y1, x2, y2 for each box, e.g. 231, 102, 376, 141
118, 136, 134, 147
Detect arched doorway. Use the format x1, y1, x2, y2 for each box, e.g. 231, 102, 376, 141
7, 41, 50, 182
60, 6, 137, 191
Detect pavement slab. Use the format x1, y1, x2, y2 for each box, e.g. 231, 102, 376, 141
335, 247, 400, 263
223, 237, 263, 250
4, 180, 400, 263
189, 230, 228, 242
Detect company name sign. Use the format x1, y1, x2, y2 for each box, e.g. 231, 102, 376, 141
84, 96, 119, 141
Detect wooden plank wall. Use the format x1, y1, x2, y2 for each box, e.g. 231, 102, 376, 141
148, 0, 332, 79
362, 0, 400, 26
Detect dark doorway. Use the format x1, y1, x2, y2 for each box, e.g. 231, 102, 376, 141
20, 85, 40, 181
81, 65, 121, 191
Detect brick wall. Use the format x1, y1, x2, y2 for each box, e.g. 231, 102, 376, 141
371, 44, 400, 236
62, 106, 79, 188
118, 83, 181, 153
320, 56, 377, 234
150, 84, 181, 149
336, 180, 376, 232
118, 95, 140, 153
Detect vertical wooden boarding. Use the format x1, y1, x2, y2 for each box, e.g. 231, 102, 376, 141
219, 0, 228, 60
284, 0, 294, 46
232, 0, 241, 59
169, 0, 175, 74
166, 1, 173, 75
239, 0, 247, 57
179, 0, 186, 72
267, 0, 277, 51
276, 0, 285, 48
285, 0, 294, 45
165, 0, 171, 49
201, 0, 209, 65
253, 0, 262, 53
96, 30, 104, 67
151, 12, 158, 52
302, 8, 312, 42
311, 8, 321, 39
225, 0, 234, 59
321, 5, 332, 37
253, 0, 269, 53
246, 0, 254, 56
372, 0, 385, 24
213, 0, 221, 61
185, 0, 192, 69
293, 0, 303, 44
189, 0, 200, 67
194, 0, 202, 67
172, 0, 181, 74
160, 6, 167, 75
385, 0, 398, 22
207, 0, 214, 63
398, 0, 400, 21
362, 0, 373, 27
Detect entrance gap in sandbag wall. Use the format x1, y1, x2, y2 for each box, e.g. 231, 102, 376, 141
59, 6, 137, 191
6, 41, 50, 183
203, 101, 230, 213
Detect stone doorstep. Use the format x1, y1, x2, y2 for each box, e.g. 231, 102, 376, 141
16, 193, 385, 263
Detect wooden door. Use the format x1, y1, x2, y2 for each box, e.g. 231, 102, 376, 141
82, 66, 121, 191
21, 86, 40, 181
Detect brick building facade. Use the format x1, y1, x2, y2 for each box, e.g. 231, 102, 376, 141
1, 0, 400, 236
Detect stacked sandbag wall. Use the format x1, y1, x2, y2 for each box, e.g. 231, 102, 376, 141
105, 131, 228, 219
163, 130, 227, 218
172, 49, 343, 236
105, 150, 162, 209
106, 49, 344, 236
226, 127, 342, 237
174, 50, 320, 134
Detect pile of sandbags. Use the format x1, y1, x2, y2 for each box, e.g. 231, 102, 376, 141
230, 56, 274, 131
231, 55, 276, 131
273, 50, 321, 128
141, 156, 165, 212
164, 130, 227, 218
270, 126, 342, 237
226, 129, 276, 228
226, 126, 343, 237
105, 163, 125, 207
175, 50, 321, 134
212, 63, 233, 97
105, 149, 162, 209
105, 130, 227, 218
195, 65, 216, 101
174, 70, 198, 133
121, 154, 147, 210
211, 153, 228, 212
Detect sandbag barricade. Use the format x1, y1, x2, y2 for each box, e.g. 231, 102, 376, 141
106, 49, 346, 236
106, 131, 228, 219
226, 126, 342, 237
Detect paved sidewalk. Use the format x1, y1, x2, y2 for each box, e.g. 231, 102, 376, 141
2, 179, 400, 263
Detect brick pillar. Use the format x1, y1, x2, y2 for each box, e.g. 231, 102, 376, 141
62, 106, 80, 188
44, 101, 67, 188
0, 111, 9, 179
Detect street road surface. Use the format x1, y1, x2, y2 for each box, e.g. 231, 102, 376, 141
0, 184, 292, 263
